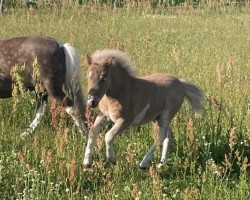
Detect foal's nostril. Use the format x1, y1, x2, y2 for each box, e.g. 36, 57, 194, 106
91, 100, 96, 107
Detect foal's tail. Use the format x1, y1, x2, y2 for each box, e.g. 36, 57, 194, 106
62, 43, 87, 122
180, 79, 204, 114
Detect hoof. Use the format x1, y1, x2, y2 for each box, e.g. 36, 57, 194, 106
107, 157, 116, 165
139, 161, 151, 169
20, 132, 30, 139
83, 163, 92, 169
157, 162, 164, 169
104, 161, 116, 168
108, 160, 116, 165
139, 166, 148, 170
20, 128, 33, 139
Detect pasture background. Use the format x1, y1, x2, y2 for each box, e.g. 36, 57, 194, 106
0, 2, 250, 199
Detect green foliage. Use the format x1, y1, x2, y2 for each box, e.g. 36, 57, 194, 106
1, 0, 250, 10
1, 5, 250, 200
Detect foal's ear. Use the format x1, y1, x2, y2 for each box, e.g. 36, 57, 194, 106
106, 56, 115, 66
85, 55, 92, 66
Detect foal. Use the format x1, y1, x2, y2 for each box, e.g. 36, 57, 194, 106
0, 35, 87, 137
83, 49, 203, 168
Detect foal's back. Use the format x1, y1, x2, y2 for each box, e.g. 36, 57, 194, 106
132, 73, 186, 124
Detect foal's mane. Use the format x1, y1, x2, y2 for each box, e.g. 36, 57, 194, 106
91, 49, 137, 77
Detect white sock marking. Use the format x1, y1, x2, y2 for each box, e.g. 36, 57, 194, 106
66, 107, 87, 133
20, 103, 46, 138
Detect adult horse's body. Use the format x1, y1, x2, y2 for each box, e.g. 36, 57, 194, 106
0, 35, 87, 137
83, 49, 203, 168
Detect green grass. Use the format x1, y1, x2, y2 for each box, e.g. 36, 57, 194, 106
1, 5, 250, 200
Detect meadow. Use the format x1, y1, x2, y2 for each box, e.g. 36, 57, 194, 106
0, 2, 250, 199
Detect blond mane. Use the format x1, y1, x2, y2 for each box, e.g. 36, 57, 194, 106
91, 49, 137, 77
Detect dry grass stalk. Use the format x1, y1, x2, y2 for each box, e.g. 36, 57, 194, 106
17, 150, 26, 166
186, 118, 194, 143
33, 135, 39, 159
222, 154, 232, 173
184, 118, 198, 156
11, 65, 26, 112
210, 95, 224, 111
229, 127, 236, 151
227, 53, 237, 74
131, 183, 140, 199
108, 38, 124, 50
69, 159, 76, 182
183, 187, 200, 200
56, 131, 66, 157
126, 143, 134, 163
153, 122, 160, 145
85, 105, 94, 130
11, 65, 26, 96
207, 159, 225, 177
216, 65, 225, 86
240, 157, 249, 172
149, 165, 163, 200
32, 58, 45, 94
42, 148, 53, 172
50, 99, 65, 128
171, 45, 180, 65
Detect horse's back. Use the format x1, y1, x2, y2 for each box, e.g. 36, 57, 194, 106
0, 36, 60, 72
0, 35, 65, 97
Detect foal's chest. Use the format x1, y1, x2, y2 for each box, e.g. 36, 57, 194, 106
99, 97, 123, 123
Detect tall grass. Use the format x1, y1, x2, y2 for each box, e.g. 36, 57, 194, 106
0, 5, 250, 200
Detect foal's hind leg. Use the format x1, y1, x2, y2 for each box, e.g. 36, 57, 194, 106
140, 114, 173, 169
20, 93, 48, 139
158, 126, 173, 168
139, 121, 167, 169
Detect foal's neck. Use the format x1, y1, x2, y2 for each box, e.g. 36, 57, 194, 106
106, 66, 133, 98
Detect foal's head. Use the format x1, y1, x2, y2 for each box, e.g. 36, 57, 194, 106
85, 55, 113, 108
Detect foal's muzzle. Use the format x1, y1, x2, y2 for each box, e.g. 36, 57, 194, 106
87, 95, 99, 108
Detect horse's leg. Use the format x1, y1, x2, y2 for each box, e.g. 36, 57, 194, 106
105, 119, 129, 164
157, 126, 173, 168
83, 114, 109, 167
20, 93, 48, 139
65, 106, 87, 134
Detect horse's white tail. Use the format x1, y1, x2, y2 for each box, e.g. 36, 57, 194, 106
62, 43, 81, 93
180, 79, 204, 114
62, 43, 88, 134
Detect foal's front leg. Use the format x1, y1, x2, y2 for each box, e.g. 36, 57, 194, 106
105, 119, 129, 164
83, 114, 109, 167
